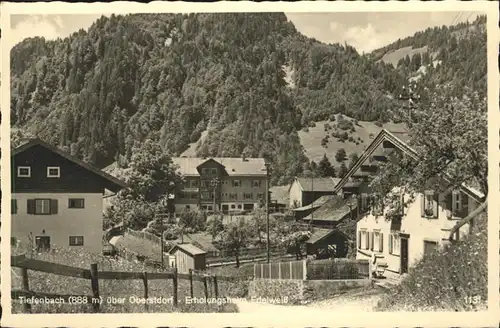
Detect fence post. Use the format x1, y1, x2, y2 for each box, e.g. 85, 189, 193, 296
213, 276, 218, 298
278, 262, 282, 280
289, 261, 293, 279
203, 276, 209, 299
260, 263, 263, 279
172, 268, 178, 307
269, 262, 272, 279
21, 268, 31, 313
90, 263, 100, 313
253, 263, 256, 278
142, 271, 149, 311
189, 269, 194, 298
302, 260, 307, 280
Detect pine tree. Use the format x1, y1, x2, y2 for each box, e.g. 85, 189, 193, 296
318, 154, 336, 177
338, 162, 348, 178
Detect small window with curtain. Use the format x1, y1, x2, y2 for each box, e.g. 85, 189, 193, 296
68, 198, 85, 209
422, 190, 438, 219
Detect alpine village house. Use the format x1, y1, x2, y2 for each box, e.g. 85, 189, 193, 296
11, 139, 127, 254
332, 129, 484, 275
171, 157, 268, 214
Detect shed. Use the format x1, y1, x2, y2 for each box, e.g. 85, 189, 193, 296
168, 243, 207, 274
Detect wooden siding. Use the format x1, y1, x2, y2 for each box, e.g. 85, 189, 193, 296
172, 249, 206, 274
12, 145, 115, 193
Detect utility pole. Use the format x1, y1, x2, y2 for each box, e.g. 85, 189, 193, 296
265, 162, 271, 263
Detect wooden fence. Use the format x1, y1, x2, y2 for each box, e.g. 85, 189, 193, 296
254, 259, 306, 280
10, 254, 242, 313
254, 258, 371, 281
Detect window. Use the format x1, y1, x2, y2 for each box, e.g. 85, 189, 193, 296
47, 166, 60, 178
185, 205, 191, 211
69, 236, 84, 246
360, 193, 369, 211
232, 180, 241, 187
201, 168, 209, 175
450, 190, 468, 217
257, 193, 264, 201
191, 192, 198, 200
359, 230, 369, 250
207, 205, 213, 211
190, 180, 199, 188
201, 192, 211, 200
243, 192, 253, 200
229, 193, 238, 200
11, 199, 18, 214
17, 166, 31, 177
371, 194, 383, 216
252, 180, 262, 188
68, 198, 85, 209
231, 204, 236, 209
389, 233, 400, 255
28, 199, 58, 215
210, 168, 218, 176
237, 204, 242, 209
422, 191, 438, 218
202, 180, 210, 188
372, 231, 384, 252
423, 240, 438, 257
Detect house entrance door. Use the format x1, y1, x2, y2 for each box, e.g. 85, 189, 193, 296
400, 236, 409, 274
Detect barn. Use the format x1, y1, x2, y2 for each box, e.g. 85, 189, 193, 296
169, 243, 207, 274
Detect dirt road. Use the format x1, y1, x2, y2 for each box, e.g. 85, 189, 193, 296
234, 288, 385, 313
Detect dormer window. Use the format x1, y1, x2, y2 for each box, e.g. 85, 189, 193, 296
17, 166, 31, 177
47, 167, 60, 178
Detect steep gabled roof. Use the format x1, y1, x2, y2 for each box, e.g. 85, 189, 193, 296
12, 138, 126, 192
171, 157, 266, 176
333, 129, 484, 202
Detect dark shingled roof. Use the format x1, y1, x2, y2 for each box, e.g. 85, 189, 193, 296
296, 177, 340, 192
302, 196, 357, 222
172, 157, 266, 176
169, 243, 207, 256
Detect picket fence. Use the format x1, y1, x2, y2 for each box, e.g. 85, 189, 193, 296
254, 258, 371, 281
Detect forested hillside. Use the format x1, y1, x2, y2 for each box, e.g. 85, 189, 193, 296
10, 13, 487, 185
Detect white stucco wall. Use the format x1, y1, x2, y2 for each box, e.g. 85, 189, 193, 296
12, 193, 104, 254
356, 190, 479, 273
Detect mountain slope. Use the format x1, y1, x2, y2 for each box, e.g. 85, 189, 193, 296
10, 13, 486, 185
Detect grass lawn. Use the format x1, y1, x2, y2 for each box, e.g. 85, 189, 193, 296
11, 246, 238, 313
298, 118, 406, 165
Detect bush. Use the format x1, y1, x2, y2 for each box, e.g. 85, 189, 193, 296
376, 213, 487, 311
308, 121, 316, 128
302, 127, 309, 132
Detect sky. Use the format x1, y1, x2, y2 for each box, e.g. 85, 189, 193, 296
8, 11, 480, 54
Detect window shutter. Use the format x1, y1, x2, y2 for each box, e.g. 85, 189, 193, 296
27, 199, 35, 214
358, 231, 361, 248
460, 192, 468, 217
379, 233, 383, 252
446, 192, 453, 212
420, 194, 426, 217
50, 199, 58, 214
11, 199, 17, 214
432, 192, 439, 219
389, 234, 393, 254
400, 193, 405, 215
370, 232, 374, 250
